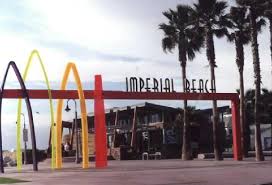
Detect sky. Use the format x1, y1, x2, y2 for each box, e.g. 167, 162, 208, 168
0, 0, 271, 150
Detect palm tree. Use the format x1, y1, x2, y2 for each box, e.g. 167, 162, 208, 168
159, 5, 204, 160
192, 0, 230, 160
227, 6, 266, 157
236, 0, 266, 161
227, 6, 250, 157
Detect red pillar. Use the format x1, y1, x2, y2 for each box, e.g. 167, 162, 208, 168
231, 98, 242, 160
94, 75, 107, 168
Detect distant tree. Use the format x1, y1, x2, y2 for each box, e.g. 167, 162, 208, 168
245, 89, 272, 126
245, 89, 272, 151
159, 5, 204, 160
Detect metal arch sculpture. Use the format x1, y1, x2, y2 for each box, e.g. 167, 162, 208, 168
0, 61, 37, 173
56, 63, 89, 169
0, 50, 242, 173
17, 50, 56, 169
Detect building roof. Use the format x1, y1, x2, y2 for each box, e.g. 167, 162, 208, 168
86, 102, 179, 117
62, 102, 230, 129
196, 106, 230, 114
62, 102, 180, 128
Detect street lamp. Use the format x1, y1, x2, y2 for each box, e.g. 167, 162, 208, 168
65, 99, 80, 164
20, 113, 28, 165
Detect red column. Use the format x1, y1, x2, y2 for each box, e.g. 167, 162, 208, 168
231, 98, 242, 160
94, 75, 107, 168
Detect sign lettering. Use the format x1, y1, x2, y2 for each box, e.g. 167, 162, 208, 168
125, 77, 216, 93
126, 77, 176, 92
185, 79, 216, 93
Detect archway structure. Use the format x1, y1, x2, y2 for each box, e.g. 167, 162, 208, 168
98, 84, 242, 161
0, 64, 242, 172
55, 63, 89, 169
0, 62, 37, 173
17, 50, 56, 169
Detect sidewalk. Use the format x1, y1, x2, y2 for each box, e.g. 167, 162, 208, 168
2, 158, 272, 185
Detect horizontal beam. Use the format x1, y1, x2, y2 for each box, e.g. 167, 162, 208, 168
1, 89, 239, 101
103, 91, 238, 101
2, 89, 94, 99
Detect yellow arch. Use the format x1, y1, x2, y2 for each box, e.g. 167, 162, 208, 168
56, 63, 89, 169
17, 50, 56, 170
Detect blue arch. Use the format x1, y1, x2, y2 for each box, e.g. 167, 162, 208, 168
0, 61, 38, 173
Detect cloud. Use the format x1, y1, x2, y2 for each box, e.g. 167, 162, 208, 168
40, 40, 144, 63
0, 0, 272, 150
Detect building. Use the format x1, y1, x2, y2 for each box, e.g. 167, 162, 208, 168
61, 102, 230, 159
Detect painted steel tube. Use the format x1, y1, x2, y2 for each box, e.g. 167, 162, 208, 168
17, 50, 56, 169
0, 61, 38, 173
94, 75, 107, 168
56, 63, 89, 169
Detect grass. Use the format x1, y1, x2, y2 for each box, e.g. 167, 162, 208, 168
0, 177, 28, 184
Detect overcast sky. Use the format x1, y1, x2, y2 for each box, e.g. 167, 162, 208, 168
0, 0, 271, 150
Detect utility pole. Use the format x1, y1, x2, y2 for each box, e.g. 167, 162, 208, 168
65, 99, 80, 164
21, 113, 28, 165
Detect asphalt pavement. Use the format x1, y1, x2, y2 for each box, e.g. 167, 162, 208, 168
2, 157, 272, 185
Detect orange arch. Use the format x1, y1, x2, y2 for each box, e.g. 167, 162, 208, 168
56, 63, 89, 169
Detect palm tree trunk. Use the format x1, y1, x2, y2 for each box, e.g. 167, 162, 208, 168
206, 28, 222, 161
249, 8, 264, 161
244, 105, 251, 156
210, 67, 221, 160
235, 36, 248, 157
181, 63, 191, 160
239, 70, 247, 157
179, 34, 191, 160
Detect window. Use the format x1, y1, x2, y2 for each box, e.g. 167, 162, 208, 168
151, 114, 159, 123
144, 116, 148, 124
